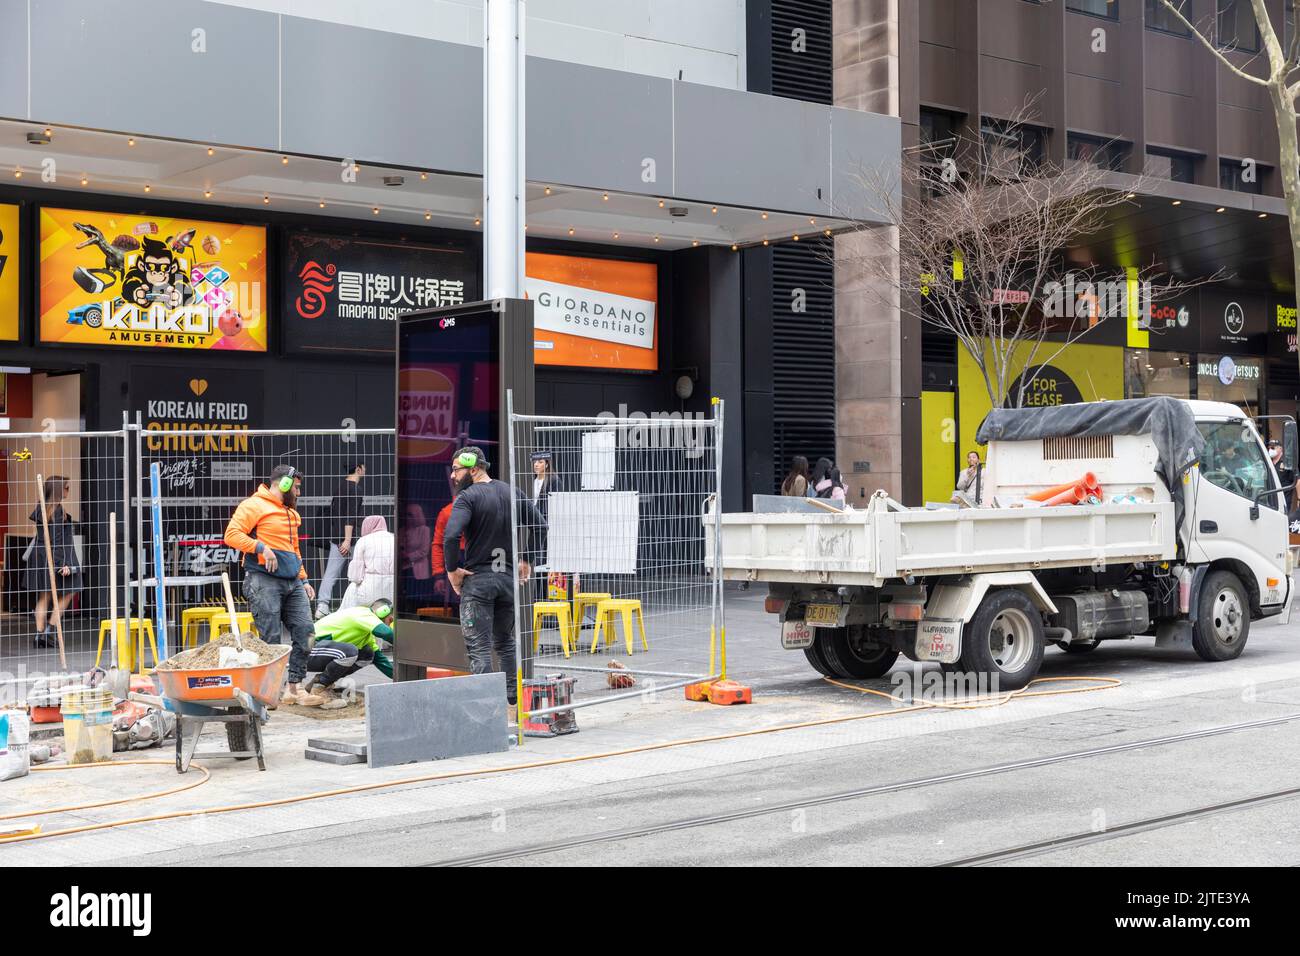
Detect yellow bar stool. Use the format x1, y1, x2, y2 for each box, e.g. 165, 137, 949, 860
571, 591, 611, 642
94, 618, 158, 672
589, 599, 648, 655
209, 611, 258, 641
531, 600, 573, 658
181, 606, 224, 649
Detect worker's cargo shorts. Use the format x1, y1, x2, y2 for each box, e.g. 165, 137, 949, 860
243, 570, 315, 683
459, 570, 517, 703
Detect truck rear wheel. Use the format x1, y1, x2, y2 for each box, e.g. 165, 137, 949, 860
1193, 570, 1250, 662
803, 633, 839, 677
814, 626, 899, 679
955, 589, 1044, 691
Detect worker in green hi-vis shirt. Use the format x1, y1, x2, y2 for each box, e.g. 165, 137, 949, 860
302, 599, 395, 709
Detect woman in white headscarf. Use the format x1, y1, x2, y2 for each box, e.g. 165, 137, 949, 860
342, 514, 395, 609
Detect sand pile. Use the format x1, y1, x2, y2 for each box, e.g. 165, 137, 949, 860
156, 632, 287, 670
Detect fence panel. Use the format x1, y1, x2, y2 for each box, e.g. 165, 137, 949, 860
0, 431, 131, 706
508, 400, 725, 717
135, 428, 397, 654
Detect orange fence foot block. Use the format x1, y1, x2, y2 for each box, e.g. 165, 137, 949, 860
706, 680, 752, 706
684, 681, 713, 701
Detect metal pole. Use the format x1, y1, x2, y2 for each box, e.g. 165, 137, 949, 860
121, 413, 133, 671
506, 388, 525, 745
134, 412, 146, 669
483, 0, 526, 299
713, 399, 726, 680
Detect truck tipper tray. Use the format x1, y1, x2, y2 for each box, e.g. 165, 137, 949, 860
711, 493, 1176, 587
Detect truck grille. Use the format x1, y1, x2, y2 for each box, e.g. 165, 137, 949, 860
1042, 435, 1114, 460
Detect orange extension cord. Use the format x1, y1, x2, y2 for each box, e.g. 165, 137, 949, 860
0, 676, 1120, 846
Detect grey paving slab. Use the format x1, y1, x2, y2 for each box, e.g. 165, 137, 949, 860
365, 674, 508, 769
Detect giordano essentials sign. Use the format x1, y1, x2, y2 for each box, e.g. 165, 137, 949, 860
525, 252, 659, 371
39, 208, 267, 350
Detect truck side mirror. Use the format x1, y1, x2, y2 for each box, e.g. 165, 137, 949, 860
1286, 419, 1299, 473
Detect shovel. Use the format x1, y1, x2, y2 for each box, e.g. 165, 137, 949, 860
218, 571, 258, 667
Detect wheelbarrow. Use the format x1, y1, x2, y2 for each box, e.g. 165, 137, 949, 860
152, 646, 290, 773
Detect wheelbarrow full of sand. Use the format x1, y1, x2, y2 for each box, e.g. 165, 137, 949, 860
150, 574, 290, 773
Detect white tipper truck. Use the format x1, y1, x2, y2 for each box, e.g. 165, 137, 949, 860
709, 398, 1297, 689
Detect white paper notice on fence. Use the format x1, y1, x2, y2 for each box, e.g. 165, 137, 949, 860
580, 430, 616, 490
546, 491, 638, 574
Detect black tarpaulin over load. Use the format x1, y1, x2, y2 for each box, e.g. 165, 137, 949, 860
975, 396, 1205, 534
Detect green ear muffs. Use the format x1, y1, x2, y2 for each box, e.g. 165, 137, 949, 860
278, 466, 297, 493
373, 601, 393, 619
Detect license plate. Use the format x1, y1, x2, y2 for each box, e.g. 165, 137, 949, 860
804, 603, 842, 627
781, 620, 815, 649
916, 619, 962, 663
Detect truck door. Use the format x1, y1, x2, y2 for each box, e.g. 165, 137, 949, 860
1188, 420, 1290, 610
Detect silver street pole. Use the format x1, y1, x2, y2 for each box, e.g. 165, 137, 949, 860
484, 0, 526, 300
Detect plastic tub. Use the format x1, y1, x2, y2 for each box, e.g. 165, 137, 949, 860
61, 686, 114, 765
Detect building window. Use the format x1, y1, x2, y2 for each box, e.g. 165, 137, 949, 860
1146, 148, 1197, 183
982, 119, 1045, 177
920, 109, 961, 160
1220, 158, 1264, 193
1068, 0, 1119, 18
1146, 0, 1191, 35
1125, 349, 1192, 400
1068, 133, 1130, 171
1218, 0, 1260, 52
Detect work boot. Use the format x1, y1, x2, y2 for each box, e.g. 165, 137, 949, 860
315, 684, 348, 710
282, 685, 324, 707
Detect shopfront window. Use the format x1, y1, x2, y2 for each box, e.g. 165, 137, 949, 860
1125, 349, 1192, 399
1198, 421, 1271, 506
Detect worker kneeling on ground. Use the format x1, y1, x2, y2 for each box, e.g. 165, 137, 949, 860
303, 599, 396, 710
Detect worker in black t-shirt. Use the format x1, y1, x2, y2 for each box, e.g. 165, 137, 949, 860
316, 461, 366, 619
443, 447, 544, 718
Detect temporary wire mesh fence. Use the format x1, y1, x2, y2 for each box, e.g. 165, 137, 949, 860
508, 399, 725, 718
0, 431, 132, 707
0, 425, 395, 706
135, 427, 396, 657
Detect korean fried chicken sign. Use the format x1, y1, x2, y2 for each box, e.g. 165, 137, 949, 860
39, 208, 267, 350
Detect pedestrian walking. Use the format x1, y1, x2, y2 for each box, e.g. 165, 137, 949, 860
530, 450, 563, 518
952, 450, 984, 505
223, 465, 320, 706
25, 475, 82, 648
781, 456, 810, 497
341, 514, 394, 609
441, 446, 544, 719
316, 461, 366, 618
810, 458, 846, 501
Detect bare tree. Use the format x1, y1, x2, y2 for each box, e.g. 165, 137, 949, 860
840, 103, 1207, 409
1155, 0, 1299, 372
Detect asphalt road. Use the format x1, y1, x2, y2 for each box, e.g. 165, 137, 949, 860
96, 584, 1300, 867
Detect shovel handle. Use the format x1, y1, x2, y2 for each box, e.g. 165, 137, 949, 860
221, 572, 242, 650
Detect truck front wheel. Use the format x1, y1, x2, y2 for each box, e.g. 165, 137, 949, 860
954, 589, 1044, 691
813, 625, 899, 679
1192, 570, 1250, 662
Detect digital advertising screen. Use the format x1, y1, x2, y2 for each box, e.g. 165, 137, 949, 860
397, 307, 501, 621
39, 207, 268, 351
525, 252, 658, 371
